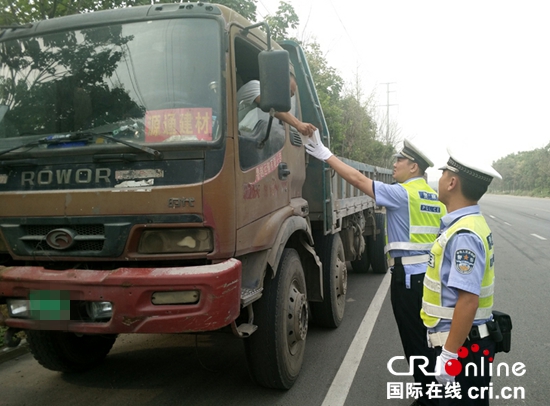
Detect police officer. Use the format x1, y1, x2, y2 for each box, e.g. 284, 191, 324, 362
421, 148, 502, 405
305, 137, 445, 406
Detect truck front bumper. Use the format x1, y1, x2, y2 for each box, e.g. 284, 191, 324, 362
0, 259, 241, 334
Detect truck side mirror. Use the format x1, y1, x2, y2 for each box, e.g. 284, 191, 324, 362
258, 50, 291, 113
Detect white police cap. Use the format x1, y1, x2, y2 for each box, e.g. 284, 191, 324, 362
393, 139, 434, 170
439, 147, 502, 185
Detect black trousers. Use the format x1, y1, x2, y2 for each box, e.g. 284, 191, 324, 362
391, 265, 438, 406
435, 336, 496, 406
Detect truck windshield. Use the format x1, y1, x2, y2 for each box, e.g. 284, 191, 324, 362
0, 18, 222, 152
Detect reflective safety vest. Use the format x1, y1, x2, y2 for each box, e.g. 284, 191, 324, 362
384, 178, 446, 262
421, 214, 495, 328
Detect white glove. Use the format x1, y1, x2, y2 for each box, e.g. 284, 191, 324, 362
304, 130, 333, 161
435, 348, 459, 385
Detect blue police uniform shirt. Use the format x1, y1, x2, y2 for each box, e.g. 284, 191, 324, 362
373, 178, 432, 289
428, 204, 492, 334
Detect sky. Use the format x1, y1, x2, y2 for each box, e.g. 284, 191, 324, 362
255, 0, 550, 180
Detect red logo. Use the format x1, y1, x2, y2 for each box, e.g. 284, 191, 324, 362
445, 344, 494, 376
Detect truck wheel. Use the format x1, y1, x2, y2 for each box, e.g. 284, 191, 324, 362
244, 248, 308, 389
311, 233, 347, 328
26, 330, 117, 372
369, 212, 388, 274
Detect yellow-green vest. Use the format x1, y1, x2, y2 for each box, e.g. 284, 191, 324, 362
384, 178, 446, 256
421, 214, 495, 328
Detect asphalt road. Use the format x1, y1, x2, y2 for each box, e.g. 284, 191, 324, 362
0, 194, 548, 405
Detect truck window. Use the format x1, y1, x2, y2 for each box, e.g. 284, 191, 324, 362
0, 18, 223, 152
234, 37, 286, 171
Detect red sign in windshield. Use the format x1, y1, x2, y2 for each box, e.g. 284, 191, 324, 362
145, 108, 213, 142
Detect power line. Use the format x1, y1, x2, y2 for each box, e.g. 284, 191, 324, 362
327, 0, 359, 61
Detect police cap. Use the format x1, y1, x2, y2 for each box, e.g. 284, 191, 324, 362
394, 139, 434, 170
439, 147, 502, 186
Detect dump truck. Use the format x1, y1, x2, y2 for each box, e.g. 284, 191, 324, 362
0, 3, 393, 389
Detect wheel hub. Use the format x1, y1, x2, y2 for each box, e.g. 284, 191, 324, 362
287, 283, 308, 354
336, 258, 347, 296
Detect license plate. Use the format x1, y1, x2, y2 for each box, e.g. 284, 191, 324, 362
30, 290, 70, 321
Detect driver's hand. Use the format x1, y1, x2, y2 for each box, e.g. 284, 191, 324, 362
297, 122, 316, 136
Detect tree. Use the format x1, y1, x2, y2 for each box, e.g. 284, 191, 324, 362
264, 1, 299, 43
491, 142, 550, 197
301, 40, 344, 147
216, 0, 257, 21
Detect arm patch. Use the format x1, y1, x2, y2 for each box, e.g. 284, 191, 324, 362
454, 249, 476, 274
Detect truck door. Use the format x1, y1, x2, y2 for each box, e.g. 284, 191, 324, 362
230, 30, 299, 251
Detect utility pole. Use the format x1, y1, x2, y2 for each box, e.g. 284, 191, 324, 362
380, 82, 397, 143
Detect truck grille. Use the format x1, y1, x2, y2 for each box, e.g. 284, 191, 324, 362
21, 224, 106, 253
25, 224, 105, 236
0, 214, 200, 259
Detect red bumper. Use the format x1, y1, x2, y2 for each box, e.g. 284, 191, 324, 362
0, 259, 241, 334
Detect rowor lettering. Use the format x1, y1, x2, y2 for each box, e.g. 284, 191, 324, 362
21, 168, 111, 186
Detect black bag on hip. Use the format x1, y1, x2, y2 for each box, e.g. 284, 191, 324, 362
490, 310, 512, 353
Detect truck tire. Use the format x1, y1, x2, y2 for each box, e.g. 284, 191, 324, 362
310, 233, 347, 328
244, 248, 308, 389
368, 212, 388, 274
26, 330, 117, 372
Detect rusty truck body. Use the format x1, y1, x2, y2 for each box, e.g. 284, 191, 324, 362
0, 3, 392, 389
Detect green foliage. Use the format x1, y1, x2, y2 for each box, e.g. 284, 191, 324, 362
265, 1, 299, 43
490, 142, 550, 197
302, 40, 343, 145
216, 0, 257, 21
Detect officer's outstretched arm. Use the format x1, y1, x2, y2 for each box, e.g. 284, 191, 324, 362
326, 156, 375, 199
304, 138, 375, 199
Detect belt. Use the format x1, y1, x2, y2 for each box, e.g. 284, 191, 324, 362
388, 254, 430, 267
428, 323, 490, 348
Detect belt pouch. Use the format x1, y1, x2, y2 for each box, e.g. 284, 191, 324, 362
492, 310, 512, 353
487, 319, 503, 342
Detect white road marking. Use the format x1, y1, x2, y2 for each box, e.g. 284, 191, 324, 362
504, 222, 512, 226
322, 271, 391, 406
531, 234, 547, 241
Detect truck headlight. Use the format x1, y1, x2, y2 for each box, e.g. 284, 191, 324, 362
138, 228, 213, 254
